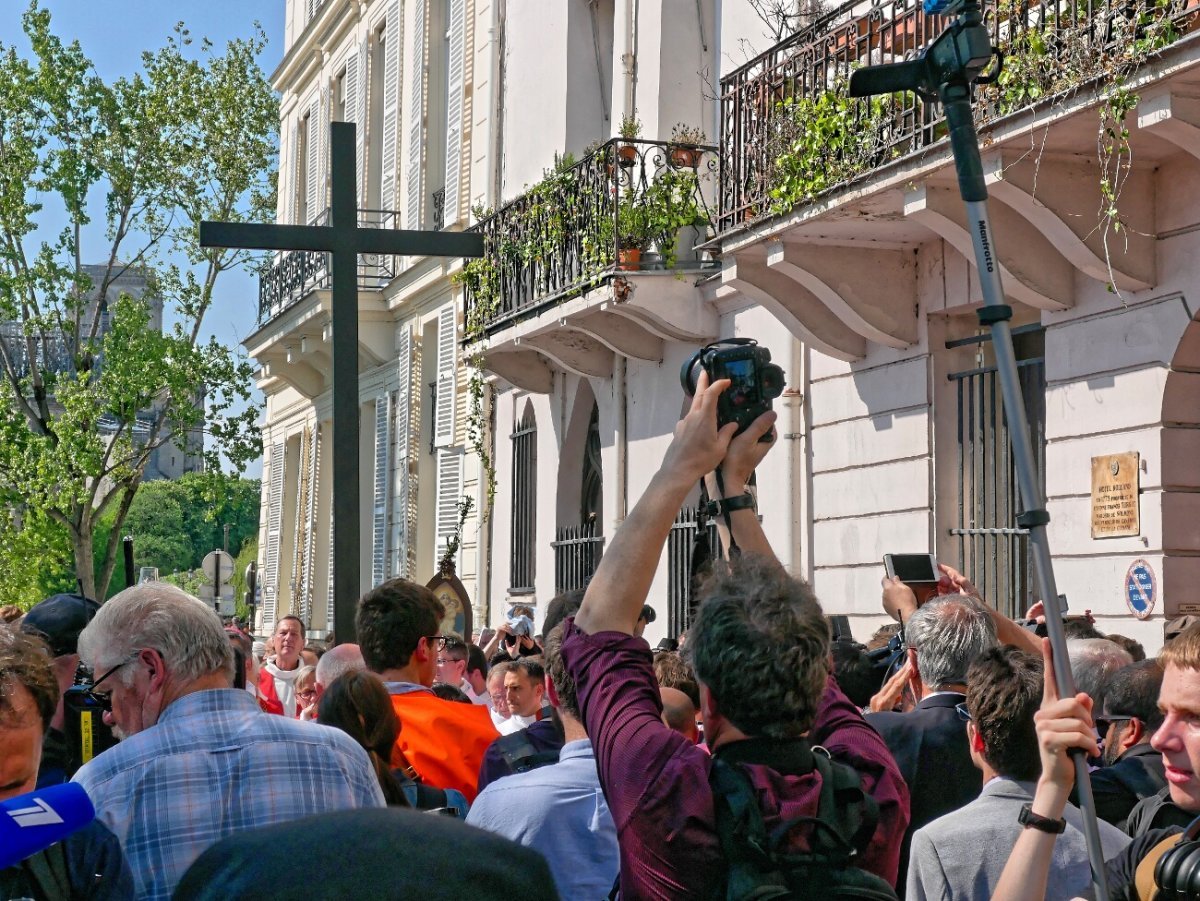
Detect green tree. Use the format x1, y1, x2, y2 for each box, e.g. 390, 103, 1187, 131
0, 5, 276, 598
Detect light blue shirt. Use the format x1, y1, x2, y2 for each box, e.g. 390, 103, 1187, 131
466, 738, 618, 899
74, 688, 385, 900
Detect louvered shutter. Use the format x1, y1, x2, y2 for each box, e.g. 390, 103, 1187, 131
326, 506, 335, 629
300, 425, 319, 622
308, 0, 319, 24
381, 0, 403, 213
356, 40, 369, 204
434, 306, 456, 447
263, 440, 285, 632
306, 98, 320, 223
434, 448, 464, 572
292, 427, 310, 618
406, 0, 427, 232
289, 119, 302, 224
371, 395, 391, 587
319, 86, 330, 212
393, 326, 413, 579
343, 48, 358, 128
443, 0, 466, 228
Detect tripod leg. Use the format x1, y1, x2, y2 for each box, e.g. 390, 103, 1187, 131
943, 93, 1110, 901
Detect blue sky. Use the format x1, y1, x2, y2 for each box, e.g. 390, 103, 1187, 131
0, 1, 288, 480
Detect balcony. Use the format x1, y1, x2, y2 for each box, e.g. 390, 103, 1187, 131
718, 0, 1199, 233
712, 0, 1200, 360
257, 208, 401, 325
461, 138, 719, 342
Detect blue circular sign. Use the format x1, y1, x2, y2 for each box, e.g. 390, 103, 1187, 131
1125, 559, 1156, 620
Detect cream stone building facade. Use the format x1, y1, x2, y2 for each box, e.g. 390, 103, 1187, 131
255, 0, 1200, 652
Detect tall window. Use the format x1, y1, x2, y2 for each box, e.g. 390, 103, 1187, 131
295, 112, 310, 225
510, 407, 537, 594
948, 327, 1046, 619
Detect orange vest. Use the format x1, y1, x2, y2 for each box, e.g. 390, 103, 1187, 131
258, 668, 298, 717
389, 692, 499, 802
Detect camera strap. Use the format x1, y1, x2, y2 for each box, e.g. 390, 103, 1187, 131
711, 468, 741, 559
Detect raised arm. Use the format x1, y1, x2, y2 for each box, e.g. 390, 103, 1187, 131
703, 412, 780, 564
992, 637, 1099, 901
574, 372, 740, 636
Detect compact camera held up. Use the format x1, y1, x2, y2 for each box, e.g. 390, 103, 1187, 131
680, 339, 785, 436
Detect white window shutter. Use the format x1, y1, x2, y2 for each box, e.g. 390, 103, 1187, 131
343, 49, 358, 127
381, 0, 403, 214
356, 40, 369, 204
263, 440, 286, 632
319, 86, 330, 213
443, 0, 466, 228
300, 424, 319, 623
434, 306, 456, 447
292, 427, 312, 620
392, 326, 413, 579
371, 395, 391, 587
326, 506, 335, 630
306, 98, 320, 223
406, 0, 427, 232
289, 120, 302, 224
434, 448, 464, 573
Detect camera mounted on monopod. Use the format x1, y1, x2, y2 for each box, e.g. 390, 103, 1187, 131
680, 339, 785, 438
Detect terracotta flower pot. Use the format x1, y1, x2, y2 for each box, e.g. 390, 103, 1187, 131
618, 144, 639, 167
670, 146, 701, 168
617, 247, 642, 271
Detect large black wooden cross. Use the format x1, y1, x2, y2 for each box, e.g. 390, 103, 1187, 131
201, 122, 484, 644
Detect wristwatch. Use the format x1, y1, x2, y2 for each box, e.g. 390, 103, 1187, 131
1018, 803, 1066, 834
704, 493, 757, 517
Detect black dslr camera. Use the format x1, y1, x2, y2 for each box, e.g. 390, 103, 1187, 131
680, 339, 785, 436
61, 665, 118, 776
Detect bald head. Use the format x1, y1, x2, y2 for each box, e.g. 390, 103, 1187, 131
661, 687, 699, 744
315, 643, 366, 691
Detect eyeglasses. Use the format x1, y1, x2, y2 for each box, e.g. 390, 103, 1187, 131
1097, 715, 1134, 734
955, 702, 973, 722
425, 635, 450, 652
88, 652, 142, 711
296, 688, 318, 701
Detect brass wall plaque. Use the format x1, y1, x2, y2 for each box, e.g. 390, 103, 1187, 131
1091, 452, 1141, 539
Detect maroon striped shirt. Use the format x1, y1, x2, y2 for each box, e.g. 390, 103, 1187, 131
561, 619, 910, 899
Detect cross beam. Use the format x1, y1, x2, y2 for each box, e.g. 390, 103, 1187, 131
201, 121, 484, 644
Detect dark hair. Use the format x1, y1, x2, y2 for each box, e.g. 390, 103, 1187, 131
543, 625, 580, 719
543, 590, 585, 638
1106, 633, 1146, 663
509, 605, 535, 620
966, 646, 1043, 781
653, 651, 700, 709
512, 657, 545, 683
317, 670, 408, 807
356, 579, 445, 673
687, 556, 829, 739
304, 644, 326, 660
466, 644, 487, 678
1103, 659, 1164, 729
1062, 618, 1104, 641
431, 682, 472, 703
866, 623, 901, 652
0, 629, 58, 732
442, 638, 469, 664
830, 640, 880, 710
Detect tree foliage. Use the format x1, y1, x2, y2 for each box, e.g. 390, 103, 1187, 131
0, 4, 277, 598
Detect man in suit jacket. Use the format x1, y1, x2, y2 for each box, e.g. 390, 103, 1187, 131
907, 646, 1129, 901
867, 592, 999, 891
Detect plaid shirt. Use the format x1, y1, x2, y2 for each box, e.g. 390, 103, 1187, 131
74, 688, 385, 900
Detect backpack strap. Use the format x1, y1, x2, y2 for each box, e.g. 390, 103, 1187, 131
1135, 832, 1184, 901
494, 730, 559, 773
710, 756, 794, 900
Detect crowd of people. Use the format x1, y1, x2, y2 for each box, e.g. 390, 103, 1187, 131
2, 371, 1199, 899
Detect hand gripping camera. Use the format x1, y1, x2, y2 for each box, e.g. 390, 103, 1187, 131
680, 339, 785, 436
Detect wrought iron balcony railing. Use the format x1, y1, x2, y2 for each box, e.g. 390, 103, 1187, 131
460, 137, 719, 340
257, 208, 401, 324
718, 0, 1198, 233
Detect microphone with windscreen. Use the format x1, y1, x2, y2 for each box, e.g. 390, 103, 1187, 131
0, 782, 97, 868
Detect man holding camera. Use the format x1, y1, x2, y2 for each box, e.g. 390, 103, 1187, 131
562, 371, 908, 899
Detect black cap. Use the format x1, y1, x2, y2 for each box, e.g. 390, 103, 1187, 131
21, 593, 101, 657
640, 604, 657, 624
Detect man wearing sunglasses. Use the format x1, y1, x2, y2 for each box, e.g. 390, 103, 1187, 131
72, 582, 385, 900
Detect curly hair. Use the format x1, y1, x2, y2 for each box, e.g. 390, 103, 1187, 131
317, 669, 408, 807
686, 556, 829, 739
654, 651, 700, 710
966, 645, 1043, 781
355, 579, 445, 673
543, 624, 580, 720
0, 628, 58, 732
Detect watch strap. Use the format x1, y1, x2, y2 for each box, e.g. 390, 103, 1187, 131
704, 493, 756, 517
1018, 802, 1066, 834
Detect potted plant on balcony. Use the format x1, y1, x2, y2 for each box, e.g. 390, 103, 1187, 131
668, 123, 706, 169
614, 196, 652, 270
643, 169, 709, 268
617, 112, 642, 167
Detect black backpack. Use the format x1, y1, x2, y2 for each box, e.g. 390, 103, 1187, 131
493, 729, 561, 775
709, 738, 899, 901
